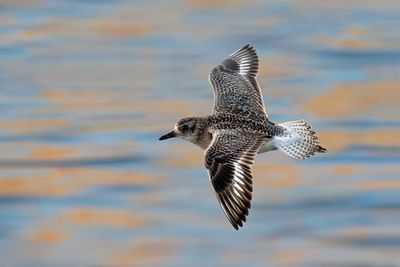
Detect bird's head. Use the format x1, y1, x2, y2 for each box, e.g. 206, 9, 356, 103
159, 117, 199, 142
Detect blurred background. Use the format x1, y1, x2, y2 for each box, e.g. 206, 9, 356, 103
0, 0, 399, 266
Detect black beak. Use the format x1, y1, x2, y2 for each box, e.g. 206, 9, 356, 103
159, 131, 176, 141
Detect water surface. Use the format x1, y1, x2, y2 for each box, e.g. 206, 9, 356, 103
0, 1, 399, 266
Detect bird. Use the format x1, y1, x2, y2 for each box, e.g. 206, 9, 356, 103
159, 44, 326, 230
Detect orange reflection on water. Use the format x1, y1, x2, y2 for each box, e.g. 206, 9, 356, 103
255, 162, 301, 189
318, 129, 400, 152
159, 144, 203, 168
30, 145, 77, 160
0, 170, 61, 196
42, 88, 206, 126
28, 230, 67, 244
316, 24, 398, 51
259, 56, 299, 79
93, 20, 154, 38
0, 119, 69, 134
59, 208, 146, 229
0, 168, 159, 197
332, 165, 360, 175
273, 249, 306, 266
316, 33, 384, 51
356, 180, 400, 191
303, 82, 399, 119
111, 237, 181, 267
19, 21, 70, 41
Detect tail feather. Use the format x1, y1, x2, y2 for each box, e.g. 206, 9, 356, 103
273, 120, 326, 159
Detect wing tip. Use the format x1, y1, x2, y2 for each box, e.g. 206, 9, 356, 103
228, 44, 259, 77
239, 43, 255, 53
217, 191, 250, 231
228, 217, 244, 230
231, 43, 257, 57
231, 216, 248, 230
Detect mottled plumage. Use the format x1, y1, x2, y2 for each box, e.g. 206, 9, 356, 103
209, 45, 266, 120
160, 44, 326, 230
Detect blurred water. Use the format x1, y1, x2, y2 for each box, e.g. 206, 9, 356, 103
0, 1, 399, 267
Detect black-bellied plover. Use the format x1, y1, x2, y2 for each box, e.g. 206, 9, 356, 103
159, 44, 326, 230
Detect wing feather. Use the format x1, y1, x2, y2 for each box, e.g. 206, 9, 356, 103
204, 130, 263, 230
208, 44, 267, 119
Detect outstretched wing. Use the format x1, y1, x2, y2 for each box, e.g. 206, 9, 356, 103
204, 130, 263, 230
208, 44, 267, 119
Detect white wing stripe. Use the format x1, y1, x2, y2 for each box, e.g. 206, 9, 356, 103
233, 188, 241, 197
233, 182, 244, 192
234, 175, 244, 185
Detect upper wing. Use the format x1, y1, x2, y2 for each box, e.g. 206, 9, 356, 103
208, 44, 267, 119
204, 130, 263, 230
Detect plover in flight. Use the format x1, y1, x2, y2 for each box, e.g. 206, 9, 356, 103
159, 44, 326, 230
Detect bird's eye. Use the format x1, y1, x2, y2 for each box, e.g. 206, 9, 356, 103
181, 125, 189, 132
